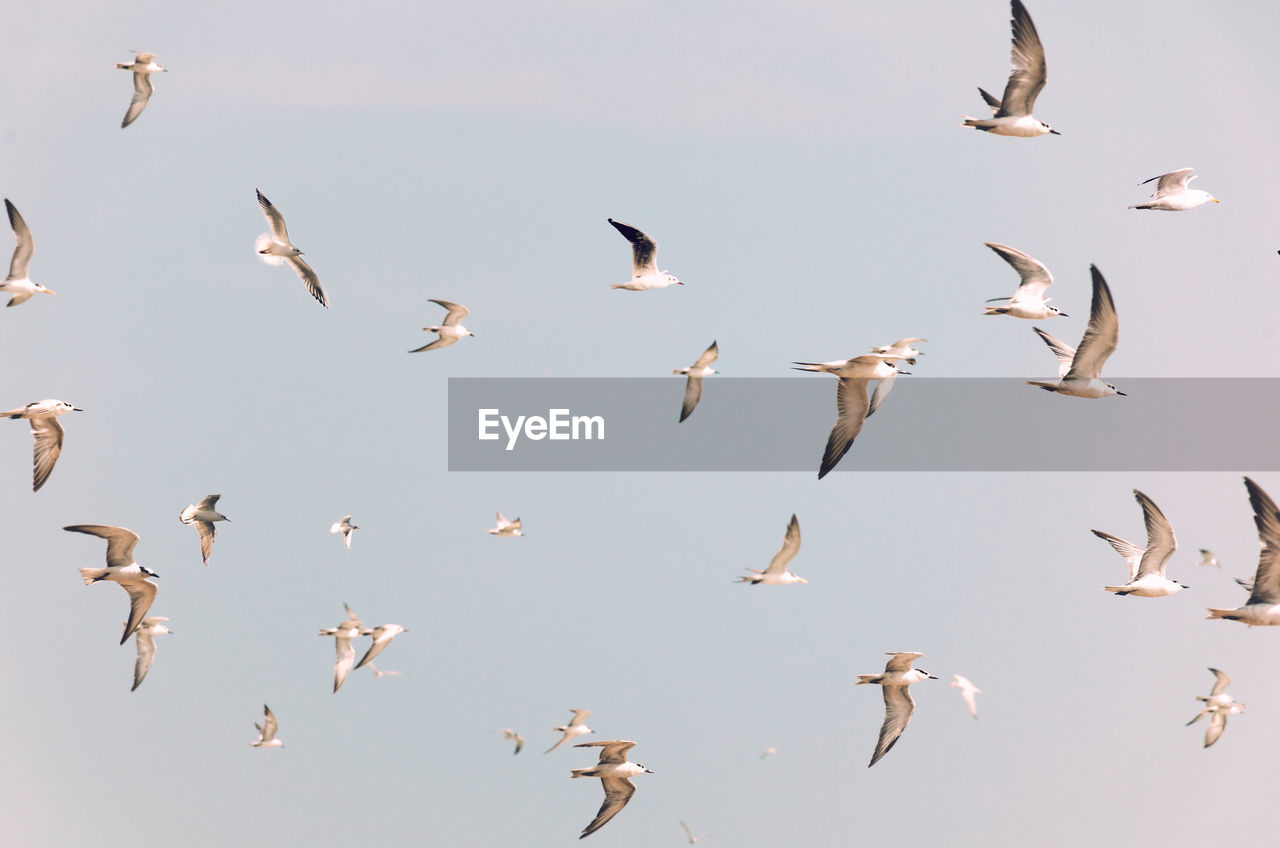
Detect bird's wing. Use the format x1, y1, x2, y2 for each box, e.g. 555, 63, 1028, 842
343, 601, 361, 623
334, 636, 355, 692
255, 190, 292, 243
198, 494, 222, 510
495, 511, 511, 528
132, 629, 157, 691
284, 255, 328, 307
261, 705, 279, 741
568, 709, 592, 726
5, 199, 34, 279
545, 731, 573, 754
866, 369, 898, 418
869, 684, 916, 767
354, 630, 393, 669
1209, 668, 1232, 696
1244, 477, 1280, 605
679, 376, 704, 423
120, 579, 159, 645
763, 514, 801, 575
408, 334, 455, 353
121, 72, 154, 128
1148, 168, 1195, 198
510, 518, 522, 531
996, 0, 1048, 118
681, 822, 695, 842
429, 299, 470, 325
692, 341, 719, 369
986, 242, 1052, 299
1090, 530, 1144, 581
64, 524, 140, 567
514, 734, 524, 755
1132, 490, 1177, 578
818, 379, 871, 478
1064, 266, 1119, 381
576, 739, 638, 764
195, 522, 216, 565
884, 652, 924, 672
1032, 327, 1076, 379
1204, 709, 1228, 748
978, 87, 1003, 113
581, 777, 637, 838
29, 416, 65, 492
608, 219, 659, 276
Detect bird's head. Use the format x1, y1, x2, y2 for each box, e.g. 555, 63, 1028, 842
1048, 306, 1067, 317
142, 566, 160, 579
1042, 122, 1060, 135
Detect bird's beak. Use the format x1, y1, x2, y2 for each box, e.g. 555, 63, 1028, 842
73, 407, 84, 412
676, 281, 685, 286
896, 369, 911, 375
1058, 312, 1069, 317
45, 289, 57, 295
1049, 129, 1061, 135
1116, 391, 1128, 396
1211, 197, 1220, 203
644, 768, 654, 774
797, 577, 809, 584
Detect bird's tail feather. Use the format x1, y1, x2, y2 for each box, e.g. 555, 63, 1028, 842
79, 567, 108, 584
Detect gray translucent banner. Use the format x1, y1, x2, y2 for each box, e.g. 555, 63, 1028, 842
447, 378, 1280, 472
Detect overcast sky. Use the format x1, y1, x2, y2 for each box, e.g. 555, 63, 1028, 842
4, 2, 1280, 846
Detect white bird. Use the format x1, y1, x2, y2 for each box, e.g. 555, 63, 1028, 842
3, 399, 82, 491
367, 663, 402, 679
607, 219, 684, 290
2, 199, 56, 307
1093, 490, 1186, 597
354, 623, 408, 670
856, 652, 937, 767
254, 189, 328, 307
1026, 265, 1125, 398
759, 747, 778, 760
1208, 477, 1280, 626
1197, 549, 1221, 568
1187, 668, 1243, 748
179, 494, 229, 566
962, 1, 1058, 137
738, 513, 807, 585
1129, 168, 1219, 211
250, 704, 283, 748
487, 511, 523, 537
318, 603, 364, 693
950, 674, 981, 719
546, 709, 594, 753
571, 740, 653, 839
409, 299, 474, 352
674, 341, 719, 422
982, 243, 1067, 319
792, 354, 905, 478
681, 821, 710, 844
115, 51, 166, 128
501, 728, 525, 755
130, 616, 171, 692
64, 524, 159, 644
870, 338, 927, 365
330, 515, 358, 549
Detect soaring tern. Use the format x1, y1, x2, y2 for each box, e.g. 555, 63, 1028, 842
856, 652, 937, 767
962, 1, 1059, 137
64, 524, 159, 644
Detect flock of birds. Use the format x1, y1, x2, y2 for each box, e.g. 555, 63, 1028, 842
1, 1, 1268, 841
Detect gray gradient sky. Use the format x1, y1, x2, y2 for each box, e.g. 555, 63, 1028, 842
4, 1, 1280, 846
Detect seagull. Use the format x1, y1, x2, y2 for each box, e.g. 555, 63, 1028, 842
1208, 477, 1280, 626
680, 821, 710, 844
3, 399, 82, 491
674, 341, 718, 422
982, 243, 1067, 319
1187, 668, 1244, 748
571, 740, 653, 839
501, 728, 525, 755
330, 515, 358, 549
962, 0, 1058, 137
64, 524, 159, 644
607, 219, 684, 290
115, 51, 166, 128
367, 663, 403, 679
318, 603, 364, 693
856, 652, 937, 767
179, 494, 229, 566
354, 623, 408, 670
131, 616, 171, 692
759, 747, 778, 760
793, 354, 906, 478
1197, 549, 1221, 568
1129, 168, 1219, 211
250, 704, 283, 748
1093, 490, 1187, 597
1026, 265, 1125, 398
950, 675, 981, 719
546, 709, 594, 753
2, 199, 55, 307
254, 189, 328, 307
870, 338, 927, 365
409, 300, 474, 352
738, 513, 807, 585
487, 511, 523, 537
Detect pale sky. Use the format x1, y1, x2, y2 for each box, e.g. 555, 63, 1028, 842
4, 2, 1280, 846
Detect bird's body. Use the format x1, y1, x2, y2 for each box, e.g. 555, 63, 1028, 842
950, 674, 981, 719
410, 299, 473, 352
131, 616, 171, 691
1094, 490, 1186, 597
330, 515, 358, 549
3, 398, 81, 491
856, 652, 937, 767
1026, 266, 1124, 398
251, 704, 283, 748
962, 1, 1058, 137
571, 740, 652, 839
738, 513, 807, 585
608, 219, 684, 290
1129, 169, 1218, 211
793, 354, 904, 478
254, 189, 328, 307
319, 603, 364, 693
2, 199, 56, 307
64, 524, 159, 644
546, 709, 594, 753
487, 511, 523, 537
674, 341, 718, 422
1208, 478, 1280, 626
355, 623, 408, 670
115, 51, 166, 128
983, 242, 1066, 319
179, 494, 229, 565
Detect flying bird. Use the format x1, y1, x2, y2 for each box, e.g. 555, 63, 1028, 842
546, 709, 594, 753
115, 51, 166, 128
571, 740, 652, 839
319, 603, 364, 693
487, 511, 523, 537
2, 199, 56, 306
1197, 549, 1221, 568
962, 1, 1058, 137
409, 299, 474, 352
130, 616, 172, 692
982, 242, 1067, 319
607, 219, 684, 290
738, 513, 807, 585
1026, 265, 1124, 398
1093, 490, 1187, 597
3, 399, 82, 491
1187, 668, 1244, 748
950, 675, 981, 719
501, 728, 525, 755
367, 663, 402, 679
64, 524, 159, 644
330, 515, 358, 549
254, 189, 328, 307
870, 338, 927, 365
674, 341, 718, 422
250, 704, 283, 748
1207, 477, 1280, 626
793, 354, 906, 477
680, 821, 710, 844
354, 623, 408, 670
759, 747, 778, 760
1128, 168, 1219, 211
179, 494, 229, 565
856, 652, 937, 767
